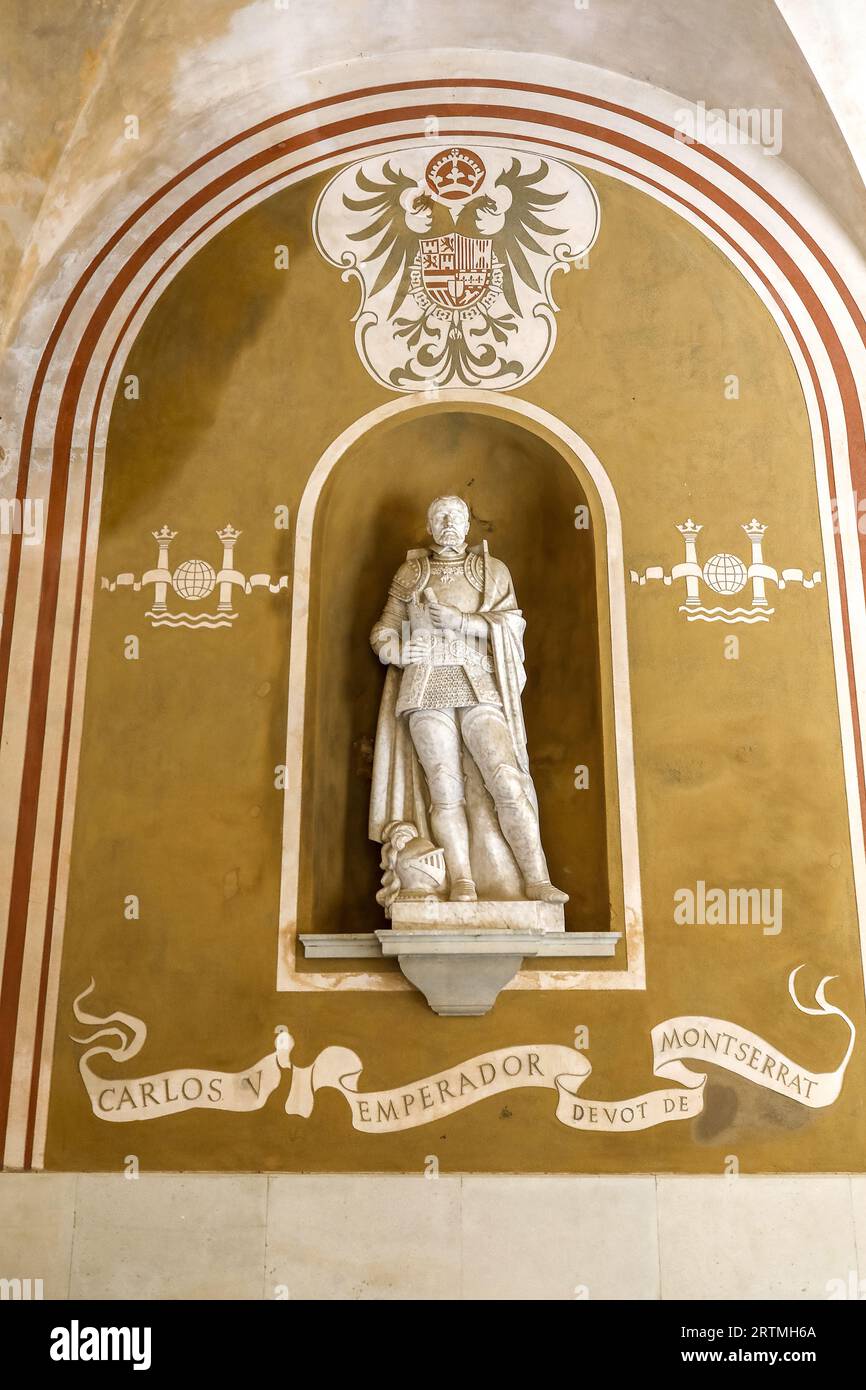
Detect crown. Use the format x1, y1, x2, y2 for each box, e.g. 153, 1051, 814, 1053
216, 524, 241, 542
152, 525, 177, 542
424, 147, 486, 202
676, 518, 703, 536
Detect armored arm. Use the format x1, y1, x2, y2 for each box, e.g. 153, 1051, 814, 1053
371, 555, 429, 666
460, 612, 488, 639
457, 556, 523, 640
370, 592, 407, 666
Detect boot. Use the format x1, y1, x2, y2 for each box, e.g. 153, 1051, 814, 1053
430, 803, 477, 902
496, 796, 569, 905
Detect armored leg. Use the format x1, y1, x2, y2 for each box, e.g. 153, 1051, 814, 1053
408, 708, 476, 900
459, 704, 567, 903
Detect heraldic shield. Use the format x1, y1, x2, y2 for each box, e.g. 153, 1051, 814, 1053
419, 233, 493, 310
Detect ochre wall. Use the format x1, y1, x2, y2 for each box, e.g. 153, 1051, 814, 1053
43, 165, 866, 1173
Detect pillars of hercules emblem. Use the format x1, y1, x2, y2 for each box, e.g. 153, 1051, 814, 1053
151, 525, 177, 613
216, 525, 241, 611
742, 519, 769, 608
676, 519, 703, 607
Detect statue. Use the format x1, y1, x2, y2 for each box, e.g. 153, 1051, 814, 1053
369, 496, 568, 910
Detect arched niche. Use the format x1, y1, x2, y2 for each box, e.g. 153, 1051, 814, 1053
280, 394, 642, 989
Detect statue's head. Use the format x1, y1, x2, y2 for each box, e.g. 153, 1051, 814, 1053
427, 495, 470, 550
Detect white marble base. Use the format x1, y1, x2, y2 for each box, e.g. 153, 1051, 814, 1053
373, 903, 582, 1013
300, 930, 620, 959
301, 901, 619, 1010
299, 933, 385, 958
379, 927, 556, 956
390, 899, 565, 932
378, 927, 537, 1015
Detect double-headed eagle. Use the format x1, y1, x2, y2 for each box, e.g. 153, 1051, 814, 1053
342, 155, 568, 318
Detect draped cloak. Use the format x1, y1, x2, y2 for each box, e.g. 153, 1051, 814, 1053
368, 541, 534, 899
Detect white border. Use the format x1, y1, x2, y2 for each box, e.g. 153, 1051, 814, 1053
276, 393, 644, 992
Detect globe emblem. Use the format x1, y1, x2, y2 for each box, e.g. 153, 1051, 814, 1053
172, 558, 216, 601
702, 552, 747, 596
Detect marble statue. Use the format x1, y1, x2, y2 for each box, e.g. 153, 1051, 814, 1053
369, 496, 568, 909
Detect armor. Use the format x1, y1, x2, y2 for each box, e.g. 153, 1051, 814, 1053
371, 546, 502, 714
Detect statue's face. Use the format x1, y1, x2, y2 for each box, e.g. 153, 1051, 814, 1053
427, 498, 470, 550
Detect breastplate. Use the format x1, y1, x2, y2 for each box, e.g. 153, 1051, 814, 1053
424, 567, 482, 612
396, 552, 500, 713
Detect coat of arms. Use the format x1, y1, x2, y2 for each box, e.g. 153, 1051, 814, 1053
313, 145, 600, 390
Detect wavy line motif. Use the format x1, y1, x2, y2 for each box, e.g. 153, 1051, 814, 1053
681, 607, 772, 624
145, 611, 236, 629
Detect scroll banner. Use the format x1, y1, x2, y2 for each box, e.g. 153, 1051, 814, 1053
628, 564, 822, 590
73, 969, 854, 1133
73, 988, 288, 1123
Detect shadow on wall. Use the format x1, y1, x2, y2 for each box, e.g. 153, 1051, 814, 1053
103, 196, 294, 533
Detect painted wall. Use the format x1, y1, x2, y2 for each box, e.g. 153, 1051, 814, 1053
42, 164, 865, 1173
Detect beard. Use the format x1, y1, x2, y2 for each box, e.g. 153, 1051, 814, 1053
435, 537, 465, 555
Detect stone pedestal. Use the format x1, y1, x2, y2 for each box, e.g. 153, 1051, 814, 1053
299, 898, 621, 1015
376, 899, 566, 1016
389, 899, 566, 934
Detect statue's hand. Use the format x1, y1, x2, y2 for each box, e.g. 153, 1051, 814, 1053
402, 634, 434, 665
426, 598, 463, 632
375, 632, 403, 666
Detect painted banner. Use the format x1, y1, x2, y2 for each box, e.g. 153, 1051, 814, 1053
72, 987, 290, 1122
73, 968, 854, 1133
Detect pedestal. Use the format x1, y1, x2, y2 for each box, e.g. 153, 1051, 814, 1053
389, 899, 566, 934
299, 900, 621, 1015
377, 899, 565, 1016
